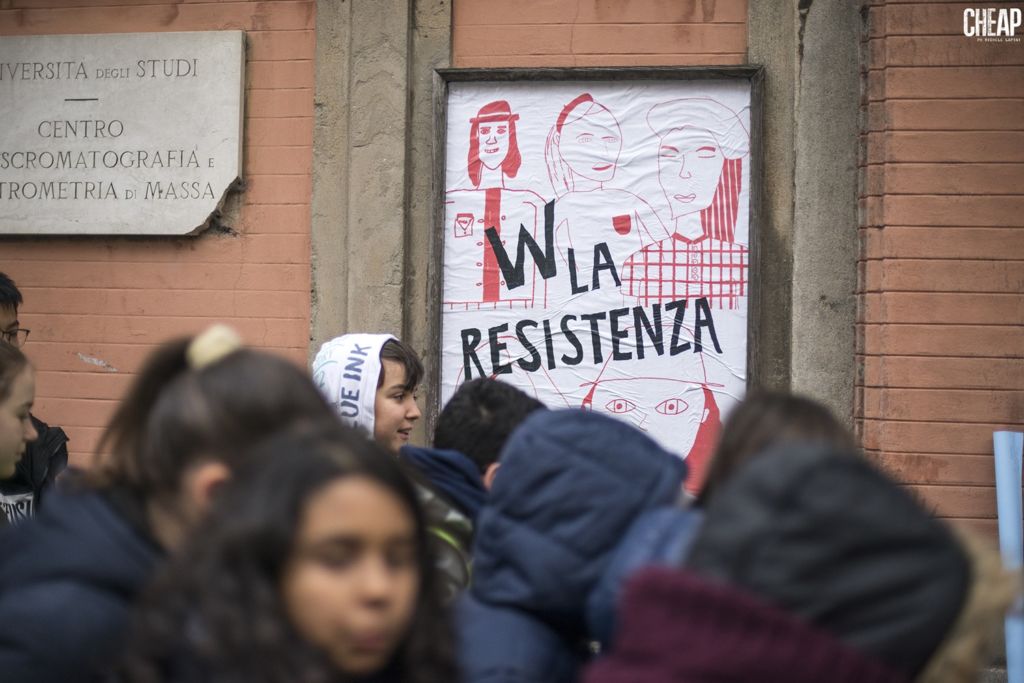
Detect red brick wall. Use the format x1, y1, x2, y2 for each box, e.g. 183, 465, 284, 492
859, 1, 1024, 534
0, 1, 316, 467
453, 0, 747, 67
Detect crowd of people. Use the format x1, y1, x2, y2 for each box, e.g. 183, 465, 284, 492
0, 269, 1020, 683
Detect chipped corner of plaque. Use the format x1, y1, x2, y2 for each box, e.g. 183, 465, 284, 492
187, 175, 245, 237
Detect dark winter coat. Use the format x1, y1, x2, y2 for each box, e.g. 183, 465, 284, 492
683, 443, 970, 679
457, 408, 694, 683
0, 490, 162, 683
0, 415, 68, 525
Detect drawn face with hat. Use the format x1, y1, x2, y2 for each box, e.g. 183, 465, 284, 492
478, 120, 510, 170
467, 100, 522, 188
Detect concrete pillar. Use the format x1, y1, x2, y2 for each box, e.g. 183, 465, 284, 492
404, 0, 455, 427
311, 0, 451, 352
748, 0, 861, 423
311, 0, 451, 437
791, 1, 862, 423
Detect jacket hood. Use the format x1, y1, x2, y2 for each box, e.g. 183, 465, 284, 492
685, 443, 970, 679
400, 446, 487, 521
471, 408, 687, 631
584, 567, 908, 683
0, 490, 160, 598
312, 334, 394, 436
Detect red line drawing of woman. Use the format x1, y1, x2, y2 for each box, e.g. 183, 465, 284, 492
620, 98, 750, 310
543, 93, 669, 312
468, 100, 522, 189
580, 348, 725, 495
650, 97, 748, 244
444, 100, 545, 310
545, 93, 620, 196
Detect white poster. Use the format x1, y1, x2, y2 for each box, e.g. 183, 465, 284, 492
440, 78, 753, 492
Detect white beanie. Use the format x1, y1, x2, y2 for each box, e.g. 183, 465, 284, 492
312, 333, 395, 436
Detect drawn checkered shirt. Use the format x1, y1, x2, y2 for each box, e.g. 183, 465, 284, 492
619, 233, 748, 309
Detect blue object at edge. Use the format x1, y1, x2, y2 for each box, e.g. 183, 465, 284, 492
993, 431, 1023, 683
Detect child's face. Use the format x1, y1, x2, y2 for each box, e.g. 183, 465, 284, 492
373, 360, 421, 453
283, 476, 420, 675
0, 366, 36, 478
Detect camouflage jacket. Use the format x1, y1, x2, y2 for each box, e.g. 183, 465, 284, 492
414, 480, 473, 603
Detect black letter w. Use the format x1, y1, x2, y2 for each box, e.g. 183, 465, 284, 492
483, 200, 557, 289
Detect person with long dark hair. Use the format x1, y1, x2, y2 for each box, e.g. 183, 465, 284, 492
118, 424, 456, 683
0, 325, 341, 683
0, 271, 68, 526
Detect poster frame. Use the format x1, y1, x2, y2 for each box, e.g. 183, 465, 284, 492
427, 66, 765, 433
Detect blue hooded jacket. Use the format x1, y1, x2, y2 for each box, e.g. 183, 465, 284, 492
0, 490, 162, 683
457, 408, 695, 683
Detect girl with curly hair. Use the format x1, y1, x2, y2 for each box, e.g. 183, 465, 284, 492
118, 422, 456, 683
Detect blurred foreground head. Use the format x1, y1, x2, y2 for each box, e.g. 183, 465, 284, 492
92, 325, 338, 547
473, 408, 687, 628
121, 422, 455, 683
686, 443, 1019, 681
458, 408, 692, 683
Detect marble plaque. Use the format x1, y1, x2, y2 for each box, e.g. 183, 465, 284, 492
0, 31, 244, 235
